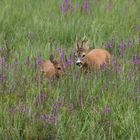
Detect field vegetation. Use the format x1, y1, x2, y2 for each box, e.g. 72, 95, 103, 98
0, 0, 140, 139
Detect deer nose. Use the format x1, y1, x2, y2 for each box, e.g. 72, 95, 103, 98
76, 61, 82, 67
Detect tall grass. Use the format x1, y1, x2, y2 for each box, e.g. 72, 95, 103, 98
0, 0, 140, 139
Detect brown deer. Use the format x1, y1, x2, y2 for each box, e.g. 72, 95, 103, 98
75, 38, 112, 71
40, 54, 65, 79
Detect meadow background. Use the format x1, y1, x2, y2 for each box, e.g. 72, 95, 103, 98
0, 0, 140, 139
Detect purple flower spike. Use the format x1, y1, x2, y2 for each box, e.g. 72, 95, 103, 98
95, 96, 99, 102
39, 92, 47, 104
0, 57, 5, 65
120, 41, 126, 57
128, 39, 133, 47
84, 0, 89, 13
58, 48, 65, 62
9, 107, 17, 114
132, 55, 140, 65
37, 57, 43, 65
0, 74, 7, 82
112, 56, 118, 65
103, 106, 112, 115
108, 38, 115, 49
69, 49, 75, 64
36, 113, 44, 122
101, 63, 109, 70
49, 114, 57, 125
52, 103, 60, 115
61, 0, 73, 13
65, 0, 69, 5
45, 114, 49, 127
36, 74, 41, 81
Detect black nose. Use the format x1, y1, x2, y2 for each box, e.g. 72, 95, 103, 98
76, 62, 82, 67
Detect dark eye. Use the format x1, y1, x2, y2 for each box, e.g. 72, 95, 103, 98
57, 67, 61, 70
82, 54, 86, 57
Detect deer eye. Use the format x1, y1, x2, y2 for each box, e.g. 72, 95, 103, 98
82, 54, 86, 58
57, 67, 61, 70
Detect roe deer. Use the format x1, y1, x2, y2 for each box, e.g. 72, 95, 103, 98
40, 55, 65, 79
75, 39, 112, 71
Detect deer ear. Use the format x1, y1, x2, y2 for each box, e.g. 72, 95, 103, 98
50, 54, 54, 63
83, 40, 90, 51
75, 37, 81, 50
82, 35, 88, 42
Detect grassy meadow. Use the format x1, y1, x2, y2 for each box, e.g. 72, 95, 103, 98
0, 0, 140, 139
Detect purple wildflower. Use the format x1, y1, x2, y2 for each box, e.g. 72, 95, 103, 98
38, 91, 47, 104
49, 114, 57, 125
107, 38, 115, 49
0, 74, 7, 82
52, 103, 60, 115
101, 63, 109, 70
61, 0, 73, 13
67, 60, 73, 66
103, 106, 112, 115
127, 39, 133, 47
45, 114, 49, 127
112, 57, 118, 65
19, 105, 29, 114
36, 113, 44, 122
35, 74, 41, 82
9, 107, 17, 114
132, 55, 140, 65
61, 4, 66, 13
84, 0, 89, 13
111, 56, 123, 72
0, 57, 5, 65
116, 64, 123, 72
95, 96, 99, 102
69, 49, 75, 65
64, 53, 74, 69
58, 48, 65, 63
37, 57, 43, 65
120, 41, 126, 57
65, 0, 69, 4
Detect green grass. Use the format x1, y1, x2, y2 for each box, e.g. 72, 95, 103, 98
0, 0, 140, 139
